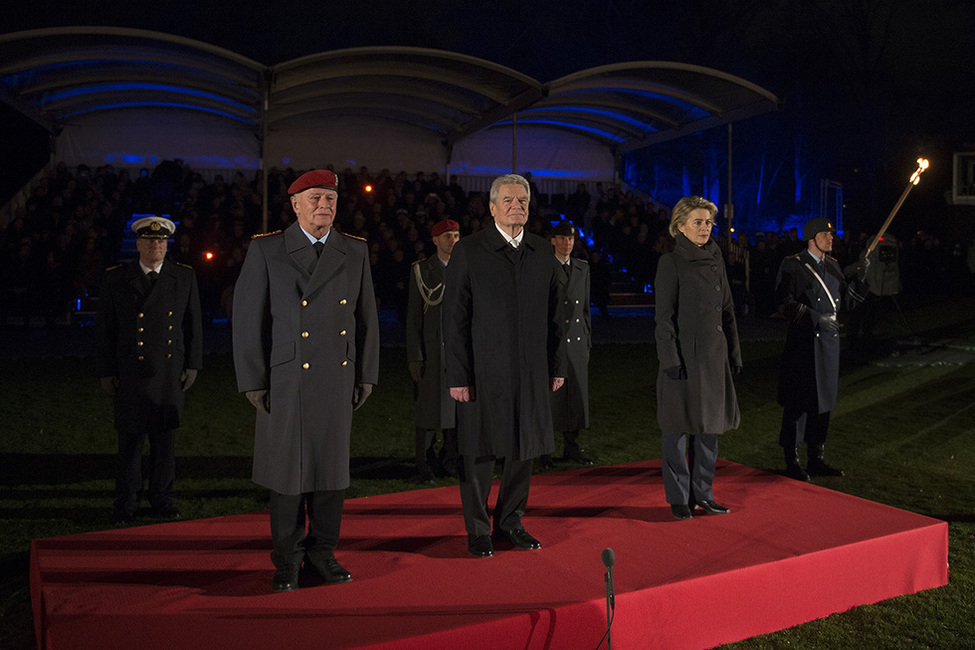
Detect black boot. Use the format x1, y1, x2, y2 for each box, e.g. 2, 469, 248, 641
784, 447, 810, 482
807, 444, 844, 477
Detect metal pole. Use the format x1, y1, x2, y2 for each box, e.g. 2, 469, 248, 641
726, 123, 734, 235
260, 72, 270, 234
512, 112, 517, 173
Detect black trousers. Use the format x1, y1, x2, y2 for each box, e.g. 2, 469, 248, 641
114, 426, 175, 513
416, 426, 458, 470
268, 489, 345, 568
779, 407, 831, 449
661, 431, 718, 505
459, 455, 532, 537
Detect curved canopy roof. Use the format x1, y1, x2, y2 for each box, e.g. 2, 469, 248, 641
0, 27, 779, 155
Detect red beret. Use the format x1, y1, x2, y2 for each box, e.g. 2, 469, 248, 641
432, 219, 460, 238
288, 170, 339, 195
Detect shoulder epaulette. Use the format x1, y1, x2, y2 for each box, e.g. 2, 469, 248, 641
176, 262, 194, 269
252, 230, 282, 239
341, 231, 367, 242
825, 254, 838, 262
575, 258, 589, 265
104, 264, 121, 271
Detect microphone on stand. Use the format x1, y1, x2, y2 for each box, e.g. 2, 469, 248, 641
601, 547, 616, 611
597, 548, 615, 650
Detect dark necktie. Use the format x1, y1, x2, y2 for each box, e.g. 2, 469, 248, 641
313, 241, 324, 257
563, 262, 571, 277
146, 270, 158, 289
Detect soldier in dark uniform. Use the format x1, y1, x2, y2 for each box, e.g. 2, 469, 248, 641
543, 220, 592, 466
98, 216, 203, 524
233, 170, 380, 593
443, 174, 565, 559
406, 219, 460, 482
776, 217, 868, 481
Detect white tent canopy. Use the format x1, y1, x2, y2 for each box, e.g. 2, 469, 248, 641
0, 27, 778, 188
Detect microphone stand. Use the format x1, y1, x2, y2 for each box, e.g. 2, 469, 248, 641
597, 548, 615, 650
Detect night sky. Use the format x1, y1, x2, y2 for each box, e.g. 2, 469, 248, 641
4, 0, 973, 235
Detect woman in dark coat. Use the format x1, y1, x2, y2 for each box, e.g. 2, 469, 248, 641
654, 196, 742, 520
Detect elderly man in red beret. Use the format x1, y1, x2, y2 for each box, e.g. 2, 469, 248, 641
406, 219, 461, 482
233, 169, 380, 592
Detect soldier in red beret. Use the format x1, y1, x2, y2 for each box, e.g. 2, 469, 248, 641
406, 219, 461, 482
233, 169, 380, 592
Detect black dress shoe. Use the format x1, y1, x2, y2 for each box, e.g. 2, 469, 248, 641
111, 509, 137, 525
306, 555, 353, 584
695, 500, 730, 515
785, 464, 811, 481
467, 534, 494, 557
496, 528, 541, 550
272, 562, 301, 592
561, 448, 593, 465
807, 458, 845, 477
670, 504, 692, 520
150, 505, 180, 520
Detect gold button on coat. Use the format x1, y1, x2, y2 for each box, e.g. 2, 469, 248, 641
302, 363, 310, 369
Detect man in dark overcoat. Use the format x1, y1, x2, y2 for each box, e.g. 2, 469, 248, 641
233, 169, 380, 592
545, 220, 592, 465
98, 216, 203, 524
406, 219, 460, 482
442, 173, 565, 558
776, 217, 868, 481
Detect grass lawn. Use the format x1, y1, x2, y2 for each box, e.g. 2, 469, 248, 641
2, 295, 974, 648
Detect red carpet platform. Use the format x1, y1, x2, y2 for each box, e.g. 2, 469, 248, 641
31, 460, 947, 649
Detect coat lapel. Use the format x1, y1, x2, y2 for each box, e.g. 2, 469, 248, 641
285, 223, 319, 277
124, 260, 149, 298
306, 231, 346, 298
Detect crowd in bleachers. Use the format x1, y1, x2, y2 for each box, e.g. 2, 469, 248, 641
1, 161, 973, 328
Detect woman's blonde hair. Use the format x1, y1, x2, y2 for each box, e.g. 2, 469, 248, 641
669, 196, 718, 237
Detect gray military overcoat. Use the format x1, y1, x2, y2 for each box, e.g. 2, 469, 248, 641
406, 254, 455, 429
550, 256, 591, 432
775, 252, 847, 413
232, 223, 380, 494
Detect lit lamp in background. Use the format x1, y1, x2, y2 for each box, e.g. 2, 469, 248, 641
364, 184, 373, 193
205, 251, 214, 261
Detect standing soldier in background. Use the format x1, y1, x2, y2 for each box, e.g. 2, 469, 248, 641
406, 219, 461, 482
233, 170, 380, 593
542, 220, 592, 467
776, 217, 868, 481
98, 216, 203, 524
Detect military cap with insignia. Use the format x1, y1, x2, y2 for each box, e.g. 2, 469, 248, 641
131, 216, 176, 239
288, 170, 339, 195
550, 220, 577, 237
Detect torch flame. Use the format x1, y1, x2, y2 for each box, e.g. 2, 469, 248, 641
910, 158, 929, 185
